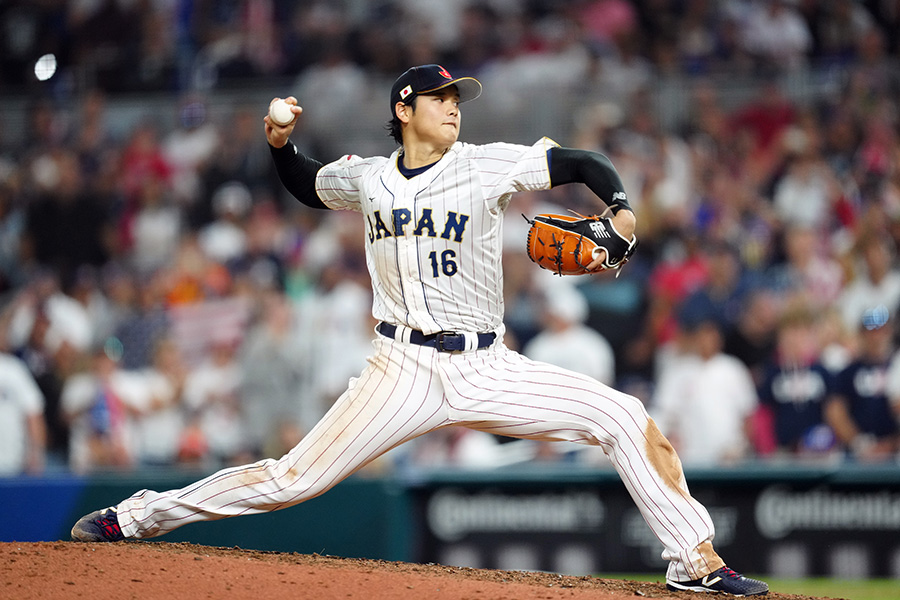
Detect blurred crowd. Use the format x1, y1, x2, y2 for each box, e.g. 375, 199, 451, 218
2, 0, 900, 477
2, 0, 900, 93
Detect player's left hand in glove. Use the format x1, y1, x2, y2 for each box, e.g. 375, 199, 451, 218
524, 212, 638, 276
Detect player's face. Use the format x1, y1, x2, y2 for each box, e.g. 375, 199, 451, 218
407, 87, 461, 148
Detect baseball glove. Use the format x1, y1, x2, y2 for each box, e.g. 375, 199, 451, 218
524, 212, 638, 276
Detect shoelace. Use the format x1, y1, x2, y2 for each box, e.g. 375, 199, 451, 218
718, 567, 742, 579
98, 510, 122, 539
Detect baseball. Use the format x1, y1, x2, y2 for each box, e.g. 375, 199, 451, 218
269, 99, 294, 126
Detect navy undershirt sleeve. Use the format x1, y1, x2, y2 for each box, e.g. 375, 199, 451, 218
269, 141, 329, 209
548, 147, 632, 214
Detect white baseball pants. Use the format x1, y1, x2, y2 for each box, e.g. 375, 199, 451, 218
117, 336, 724, 581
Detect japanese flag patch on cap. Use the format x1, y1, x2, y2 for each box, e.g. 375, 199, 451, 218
389, 64, 482, 115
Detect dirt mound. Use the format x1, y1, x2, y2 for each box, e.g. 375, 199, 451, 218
1, 541, 831, 600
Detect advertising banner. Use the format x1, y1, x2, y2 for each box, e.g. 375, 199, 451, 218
411, 472, 900, 577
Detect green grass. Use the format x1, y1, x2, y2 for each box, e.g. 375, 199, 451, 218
764, 578, 898, 600
598, 574, 897, 600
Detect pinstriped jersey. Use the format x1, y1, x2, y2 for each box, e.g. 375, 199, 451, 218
316, 137, 558, 335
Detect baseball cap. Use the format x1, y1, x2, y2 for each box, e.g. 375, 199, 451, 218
390, 64, 482, 114
676, 295, 722, 332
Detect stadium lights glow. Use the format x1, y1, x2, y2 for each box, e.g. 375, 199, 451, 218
34, 54, 57, 81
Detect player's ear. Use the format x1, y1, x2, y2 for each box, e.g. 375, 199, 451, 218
395, 102, 412, 124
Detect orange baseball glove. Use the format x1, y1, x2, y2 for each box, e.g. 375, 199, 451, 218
524, 213, 638, 276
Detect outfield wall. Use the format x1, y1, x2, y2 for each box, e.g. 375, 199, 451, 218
3, 464, 900, 578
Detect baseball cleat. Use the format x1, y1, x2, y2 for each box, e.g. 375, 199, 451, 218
71, 507, 125, 542
666, 566, 768, 596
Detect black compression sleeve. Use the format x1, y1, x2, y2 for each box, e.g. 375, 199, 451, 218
269, 141, 329, 209
548, 147, 632, 214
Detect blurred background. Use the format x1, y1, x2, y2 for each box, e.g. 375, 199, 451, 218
2, 0, 900, 584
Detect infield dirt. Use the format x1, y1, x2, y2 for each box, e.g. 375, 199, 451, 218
1, 541, 838, 600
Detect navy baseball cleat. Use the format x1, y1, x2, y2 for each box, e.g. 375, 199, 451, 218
666, 566, 768, 596
71, 507, 125, 542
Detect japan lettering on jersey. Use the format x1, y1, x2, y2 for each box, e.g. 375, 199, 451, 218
315, 138, 558, 334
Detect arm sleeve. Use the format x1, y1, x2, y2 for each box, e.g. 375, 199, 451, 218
268, 141, 329, 210
548, 147, 632, 214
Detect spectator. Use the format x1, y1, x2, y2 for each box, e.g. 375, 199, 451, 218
579, 0, 639, 49
292, 44, 367, 159
757, 304, 837, 459
740, 0, 813, 71
161, 98, 221, 205
816, 0, 876, 63
681, 240, 754, 339
3, 279, 69, 463
479, 15, 594, 113
825, 305, 900, 461
837, 233, 900, 332
851, 25, 899, 100
132, 5, 177, 91
118, 122, 172, 206
596, 29, 655, 104
765, 224, 844, 310
133, 337, 186, 466
645, 230, 711, 348
23, 150, 112, 285
711, 9, 756, 73
723, 288, 780, 386
69, 0, 143, 92
125, 167, 183, 276
729, 77, 797, 163
652, 307, 759, 466
61, 343, 145, 473
451, 3, 501, 73
67, 265, 116, 351
821, 106, 862, 181
772, 136, 844, 229
501, 250, 546, 349
294, 260, 374, 426
70, 89, 114, 186
227, 199, 289, 294
163, 234, 230, 306
182, 336, 250, 466
611, 95, 694, 235
0, 348, 46, 476
6, 270, 93, 361
523, 277, 615, 386
196, 106, 277, 227
198, 181, 251, 264
94, 263, 139, 347
239, 291, 309, 452
674, 0, 720, 74
112, 272, 170, 370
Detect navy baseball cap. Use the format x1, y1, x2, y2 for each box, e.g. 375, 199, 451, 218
390, 64, 482, 114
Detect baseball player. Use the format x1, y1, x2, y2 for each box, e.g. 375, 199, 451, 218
72, 64, 768, 596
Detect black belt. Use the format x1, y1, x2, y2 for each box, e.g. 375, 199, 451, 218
377, 322, 496, 352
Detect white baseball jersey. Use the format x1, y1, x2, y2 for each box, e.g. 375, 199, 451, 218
114, 138, 725, 583
0, 353, 44, 475
315, 138, 557, 334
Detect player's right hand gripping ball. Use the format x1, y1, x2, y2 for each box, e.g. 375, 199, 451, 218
524, 213, 638, 276
269, 98, 294, 126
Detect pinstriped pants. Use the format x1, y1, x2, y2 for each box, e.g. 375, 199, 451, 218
117, 336, 725, 581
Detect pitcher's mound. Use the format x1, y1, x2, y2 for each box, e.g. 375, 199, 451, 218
1, 541, 825, 600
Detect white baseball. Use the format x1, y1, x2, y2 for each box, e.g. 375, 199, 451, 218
269, 99, 294, 126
